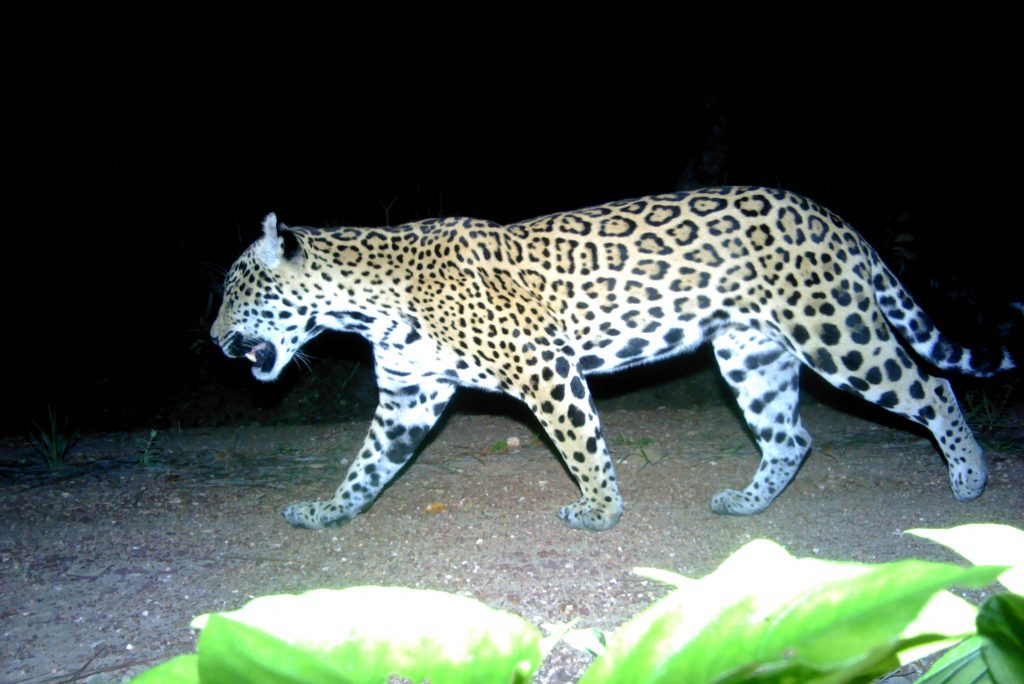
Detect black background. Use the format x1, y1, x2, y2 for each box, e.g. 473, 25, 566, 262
7, 75, 1020, 435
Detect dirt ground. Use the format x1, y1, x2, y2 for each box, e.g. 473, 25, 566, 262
2, 396, 1022, 683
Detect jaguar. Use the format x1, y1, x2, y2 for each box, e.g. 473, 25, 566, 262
211, 186, 1013, 531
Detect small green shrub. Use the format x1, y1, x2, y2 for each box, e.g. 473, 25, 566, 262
962, 380, 1019, 436
139, 429, 160, 467
27, 407, 77, 470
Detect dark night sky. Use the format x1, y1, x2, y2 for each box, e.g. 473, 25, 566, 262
6, 87, 1020, 434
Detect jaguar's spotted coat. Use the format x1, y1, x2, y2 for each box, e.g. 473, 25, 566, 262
211, 187, 1012, 530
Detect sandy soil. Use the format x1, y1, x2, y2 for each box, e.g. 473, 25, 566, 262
2, 401, 1022, 683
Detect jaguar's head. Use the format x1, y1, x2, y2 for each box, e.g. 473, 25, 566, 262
211, 213, 317, 382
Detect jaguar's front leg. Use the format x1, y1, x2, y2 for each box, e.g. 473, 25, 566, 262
527, 360, 622, 531
282, 374, 455, 529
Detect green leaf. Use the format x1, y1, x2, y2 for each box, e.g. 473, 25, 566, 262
712, 633, 953, 684
129, 654, 199, 683
916, 636, 988, 684
579, 539, 1003, 684
191, 587, 541, 684
897, 588, 980, 666
908, 524, 1024, 593
978, 594, 1024, 683
198, 614, 352, 683
904, 594, 1024, 684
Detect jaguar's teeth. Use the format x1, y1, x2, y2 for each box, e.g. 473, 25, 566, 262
246, 342, 268, 364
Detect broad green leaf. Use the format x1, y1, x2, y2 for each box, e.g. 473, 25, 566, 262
660, 563, 980, 683
191, 587, 540, 684
129, 654, 199, 684
916, 636, 989, 684
918, 595, 1024, 684
199, 614, 349, 683
897, 589, 980, 666
580, 539, 1003, 684
715, 633, 950, 684
977, 594, 1024, 683
585, 541, 861, 683
908, 524, 1024, 593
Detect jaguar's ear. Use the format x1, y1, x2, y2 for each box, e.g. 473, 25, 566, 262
254, 213, 283, 268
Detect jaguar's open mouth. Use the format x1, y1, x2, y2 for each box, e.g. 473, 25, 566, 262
224, 334, 278, 376
245, 341, 277, 375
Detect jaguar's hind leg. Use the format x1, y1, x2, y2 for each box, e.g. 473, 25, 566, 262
798, 328, 986, 503
711, 327, 811, 515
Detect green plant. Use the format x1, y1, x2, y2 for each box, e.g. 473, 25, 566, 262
578, 528, 1019, 684
139, 429, 160, 467
611, 434, 653, 449
133, 587, 540, 683
487, 438, 509, 454
910, 524, 1024, 683
915, 595, 1024, 683
612, 434, 665, 466
130, 525, 1023, 684
27, 407, 77, 470
962, 380, 1018, 433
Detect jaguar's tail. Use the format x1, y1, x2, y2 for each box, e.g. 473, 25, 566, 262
868, 249, 1015, 377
